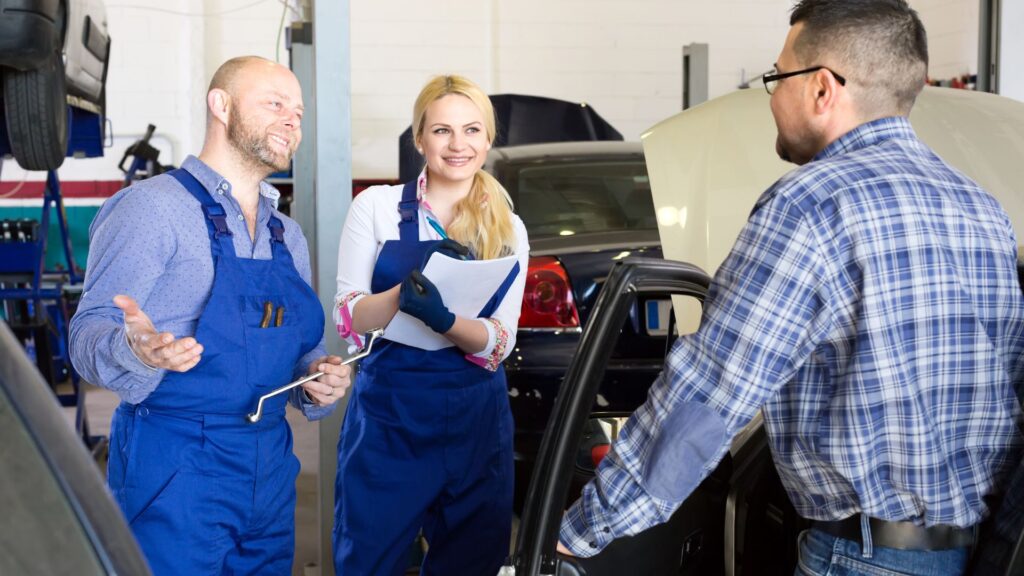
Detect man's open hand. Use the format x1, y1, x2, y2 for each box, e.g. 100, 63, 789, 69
114, 294, 203, 371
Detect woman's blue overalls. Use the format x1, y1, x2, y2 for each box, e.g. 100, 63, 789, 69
106, 169, 324, 575
333, 181, 517, 575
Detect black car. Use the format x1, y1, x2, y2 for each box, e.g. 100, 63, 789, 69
485, 141, 672, 510
0, 319, 150, 575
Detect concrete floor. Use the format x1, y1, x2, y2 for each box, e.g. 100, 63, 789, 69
80, 383, 328, 576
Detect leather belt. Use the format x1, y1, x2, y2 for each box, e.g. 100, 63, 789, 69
812, 516, 976, 551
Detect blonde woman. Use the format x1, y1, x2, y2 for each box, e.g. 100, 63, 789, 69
332, 75, 529, 575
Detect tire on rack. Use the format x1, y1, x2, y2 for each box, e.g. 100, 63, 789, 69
2, 49, 69, 172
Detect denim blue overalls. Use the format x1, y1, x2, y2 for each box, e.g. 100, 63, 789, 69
333, 180, 518, 575
106, 168, 324, 575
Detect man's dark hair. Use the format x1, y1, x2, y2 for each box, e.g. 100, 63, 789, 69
790, 0, 928, 115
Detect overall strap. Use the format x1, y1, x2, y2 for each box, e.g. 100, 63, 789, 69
397, 180, 420, 243
477, 261, 521, 318
266, 214, 297, 265
168, 168, 233, 257
267, 215, 286, 244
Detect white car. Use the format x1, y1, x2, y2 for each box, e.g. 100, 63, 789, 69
0, 0, 111, 171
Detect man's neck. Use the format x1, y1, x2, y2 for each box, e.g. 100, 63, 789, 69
197, 147, 267, 211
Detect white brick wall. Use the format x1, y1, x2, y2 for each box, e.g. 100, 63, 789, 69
352, 0, 797, 178
0, 0, 991, 183
911, 0, 979, 81
1000, 0, 1024, 101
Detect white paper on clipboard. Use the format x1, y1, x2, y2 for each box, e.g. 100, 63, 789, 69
383, 253, 518, 350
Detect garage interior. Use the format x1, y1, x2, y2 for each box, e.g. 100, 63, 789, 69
2, 1, 1024, 575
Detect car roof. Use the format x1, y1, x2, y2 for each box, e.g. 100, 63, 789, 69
487, 140, 644, 165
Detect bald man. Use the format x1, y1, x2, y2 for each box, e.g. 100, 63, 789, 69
70, 56, 352, 575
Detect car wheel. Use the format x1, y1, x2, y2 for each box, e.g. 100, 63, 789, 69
2, 50, 69, 171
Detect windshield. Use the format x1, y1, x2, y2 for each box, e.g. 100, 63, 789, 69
506, 160, 657, 238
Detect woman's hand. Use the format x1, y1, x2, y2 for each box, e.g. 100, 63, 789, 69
421, 238, 473, 270
398, 270, 456, 333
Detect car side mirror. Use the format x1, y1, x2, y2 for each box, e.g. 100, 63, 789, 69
575, 413, 630, 474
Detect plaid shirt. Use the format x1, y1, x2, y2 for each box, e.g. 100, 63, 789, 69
561, 117, 1024, 556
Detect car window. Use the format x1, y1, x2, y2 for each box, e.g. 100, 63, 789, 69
509, 161, 657, 238
0, 386, 105, 575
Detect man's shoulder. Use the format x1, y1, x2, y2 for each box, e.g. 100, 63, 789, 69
112, 173, 198, 206
94, 173, 198, 225
772, 138, 925, 202
760, 157, 850, 213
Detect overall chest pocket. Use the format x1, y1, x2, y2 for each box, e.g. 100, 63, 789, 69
240, 296, 303, 391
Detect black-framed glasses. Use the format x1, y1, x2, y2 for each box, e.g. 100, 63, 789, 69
762, 66, 846, 95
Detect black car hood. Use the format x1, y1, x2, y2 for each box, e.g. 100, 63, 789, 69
529, 229, 661, 257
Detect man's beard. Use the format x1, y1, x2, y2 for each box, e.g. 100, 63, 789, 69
228, 108, 292, 173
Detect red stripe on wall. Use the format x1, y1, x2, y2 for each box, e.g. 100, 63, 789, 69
354, 179, 400, 197
0, 180, 125, 199
0, 178, 402, 200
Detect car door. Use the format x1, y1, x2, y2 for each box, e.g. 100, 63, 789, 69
505, 257, 721, 575
504, 257, 812, 576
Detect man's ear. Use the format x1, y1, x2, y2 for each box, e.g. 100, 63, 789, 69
208, 88, 231, 126
811, 68, 842, 115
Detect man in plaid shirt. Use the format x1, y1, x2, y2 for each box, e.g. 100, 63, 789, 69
559, 1, 1024, 574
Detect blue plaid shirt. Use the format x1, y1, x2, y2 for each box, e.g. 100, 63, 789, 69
561, 117, 1024, 556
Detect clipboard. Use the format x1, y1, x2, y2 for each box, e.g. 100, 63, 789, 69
384, 253, 519, 350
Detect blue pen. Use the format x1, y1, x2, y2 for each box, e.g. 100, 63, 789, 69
426, 217, 448, 239
426, 217, 474, 259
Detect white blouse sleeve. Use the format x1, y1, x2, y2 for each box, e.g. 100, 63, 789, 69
333, 188, 384, 349
464, 216, 530, 371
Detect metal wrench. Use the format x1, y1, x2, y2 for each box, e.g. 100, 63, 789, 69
246, 328, 383, 423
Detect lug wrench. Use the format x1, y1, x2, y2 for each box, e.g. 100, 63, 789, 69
247, 328, 383, 423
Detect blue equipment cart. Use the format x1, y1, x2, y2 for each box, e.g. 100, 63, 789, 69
1, 103, 108, 455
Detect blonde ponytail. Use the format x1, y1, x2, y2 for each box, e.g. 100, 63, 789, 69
447, 171, 516, 260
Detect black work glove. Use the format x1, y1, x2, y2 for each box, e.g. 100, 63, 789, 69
399, 269, 456, 334
421, 238, 473, 270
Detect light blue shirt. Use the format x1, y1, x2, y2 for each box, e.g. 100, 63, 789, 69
69, 156, 333, 419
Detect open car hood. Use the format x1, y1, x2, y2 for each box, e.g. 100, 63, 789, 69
642, 87, 1024, 275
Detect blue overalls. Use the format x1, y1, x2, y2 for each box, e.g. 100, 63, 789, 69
333, 181, 518, 575
106, 169, 325, 575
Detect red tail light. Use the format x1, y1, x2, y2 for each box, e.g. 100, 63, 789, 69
519, 256, 580, 329
591, 444, 611, 468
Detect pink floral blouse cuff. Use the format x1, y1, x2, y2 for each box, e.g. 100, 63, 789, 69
465, 318, 510, 372
335, 291, 368, 348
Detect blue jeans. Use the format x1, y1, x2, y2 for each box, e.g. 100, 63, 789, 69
795, 528, 968, 576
